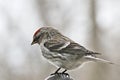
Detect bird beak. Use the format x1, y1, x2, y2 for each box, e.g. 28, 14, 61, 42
31, 41, 36, 45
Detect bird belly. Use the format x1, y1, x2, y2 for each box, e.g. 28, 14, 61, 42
40, 44, 87, 70
45, 55, 83, 70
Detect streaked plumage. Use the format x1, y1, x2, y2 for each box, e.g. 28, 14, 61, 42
31, 27, 113, 73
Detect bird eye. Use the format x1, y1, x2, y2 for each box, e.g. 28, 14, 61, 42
34, 36, 40, 42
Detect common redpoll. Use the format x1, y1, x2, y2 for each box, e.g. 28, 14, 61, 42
31, 27, 113, 74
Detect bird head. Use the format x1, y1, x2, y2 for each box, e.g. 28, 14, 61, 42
31, 27, 61, 45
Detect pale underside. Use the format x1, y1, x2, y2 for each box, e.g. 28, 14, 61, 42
40, 43, 90, 70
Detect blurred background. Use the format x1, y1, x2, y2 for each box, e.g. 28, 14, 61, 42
0, 0, 120, 80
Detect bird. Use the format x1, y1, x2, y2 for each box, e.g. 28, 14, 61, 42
31, 27, 113, 74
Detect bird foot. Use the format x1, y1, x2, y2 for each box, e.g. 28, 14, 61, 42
50, 72, 58, 75
51, 72, 69, 77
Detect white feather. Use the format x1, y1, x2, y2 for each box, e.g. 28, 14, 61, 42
84, 55, 113, 64
56, 41, 70, 50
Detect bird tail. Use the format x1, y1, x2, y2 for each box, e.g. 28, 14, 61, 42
84, 55, 114, 64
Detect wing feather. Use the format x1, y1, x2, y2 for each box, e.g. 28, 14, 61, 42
44, 40, 101, 56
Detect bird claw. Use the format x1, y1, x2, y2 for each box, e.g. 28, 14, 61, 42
51, 68, 69, 77
50, 72, 58, 75
62, 72, 70, 77
51, 72, 69, 77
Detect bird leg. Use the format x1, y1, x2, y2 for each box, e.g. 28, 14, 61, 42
51, 68, 61, 75
62, 69, 69, 76
62, 69, 67, 73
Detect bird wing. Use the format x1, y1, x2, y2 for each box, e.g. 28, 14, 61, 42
44, 40, 100, 56
44, 39, 70, 51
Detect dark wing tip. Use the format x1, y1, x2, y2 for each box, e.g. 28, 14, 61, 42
92, 52, 101, 55
86, 51, 102, 56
